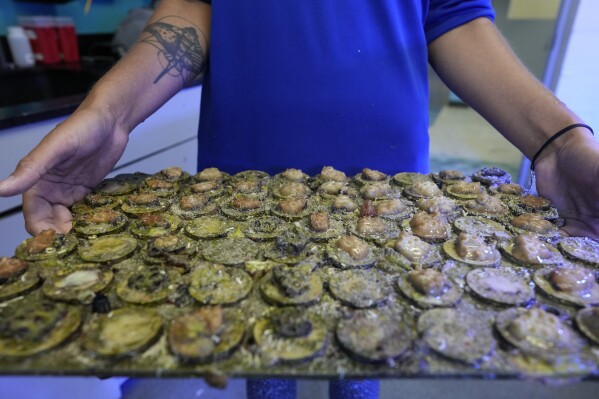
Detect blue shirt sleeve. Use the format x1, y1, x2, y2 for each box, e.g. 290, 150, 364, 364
425, 0, 496, 44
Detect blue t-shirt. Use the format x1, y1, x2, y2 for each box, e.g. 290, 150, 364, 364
197, 0, 494, 175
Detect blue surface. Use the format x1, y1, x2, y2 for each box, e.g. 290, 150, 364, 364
329, 379, 380, 399
244, 378, 379, 399
246, 378, 297, 399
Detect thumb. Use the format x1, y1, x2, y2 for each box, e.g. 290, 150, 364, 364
0, 130, 69, 197
0, 157, 48, 197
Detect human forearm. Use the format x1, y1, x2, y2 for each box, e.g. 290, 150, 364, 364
81, 0, 210, 133
0, 0, 210, 234
428, 17, 587, 161
429, 17, 599, 239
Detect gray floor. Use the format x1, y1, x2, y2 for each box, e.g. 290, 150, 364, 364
2, 375, 598, 399
151, 378, 599, 399
427, 68, 523, 181
429, 102, 522, 180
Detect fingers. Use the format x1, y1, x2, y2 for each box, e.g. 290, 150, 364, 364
0, 127, 72, 197
560, 220, 599, 241
23, 192, 73, 235
54, 203, 74, 234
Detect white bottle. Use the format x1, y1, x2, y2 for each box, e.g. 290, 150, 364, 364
7, 26, 35, 68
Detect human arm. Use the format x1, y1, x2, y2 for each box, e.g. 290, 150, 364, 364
428, 17, 599, 239
0, 0, 210, 235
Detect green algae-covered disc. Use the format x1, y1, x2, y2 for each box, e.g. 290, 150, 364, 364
188, 263, 253, 305
253, 309, 328, 364
82, 308, 162, 359
0, 298, 81, 357
168, 307, 244, 363
78, 234, 138, 263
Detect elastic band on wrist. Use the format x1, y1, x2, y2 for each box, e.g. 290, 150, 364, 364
530, 123, 594, 172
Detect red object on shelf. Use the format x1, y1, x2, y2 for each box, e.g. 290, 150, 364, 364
55, 17, 79, 63
18, 16, 61, 65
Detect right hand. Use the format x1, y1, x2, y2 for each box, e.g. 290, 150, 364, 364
0, 107, 129, 235
534, 129, 599, 240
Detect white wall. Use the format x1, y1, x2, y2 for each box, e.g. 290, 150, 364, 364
555, 0, 599, 140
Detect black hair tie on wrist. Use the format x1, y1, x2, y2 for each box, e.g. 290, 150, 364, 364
530, 123, 594, 172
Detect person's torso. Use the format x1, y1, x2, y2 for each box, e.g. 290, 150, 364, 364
197, 1, 489, 175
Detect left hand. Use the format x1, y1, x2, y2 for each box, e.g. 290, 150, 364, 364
534, 129, 599, 240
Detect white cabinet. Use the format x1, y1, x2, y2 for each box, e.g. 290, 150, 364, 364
0, 85, 201, 256
111, 84, 201, 175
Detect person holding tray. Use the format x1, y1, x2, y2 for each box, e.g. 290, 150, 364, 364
1, 1, 598, 398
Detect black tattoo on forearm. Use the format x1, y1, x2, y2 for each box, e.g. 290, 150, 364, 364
142, 17, 207, 84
